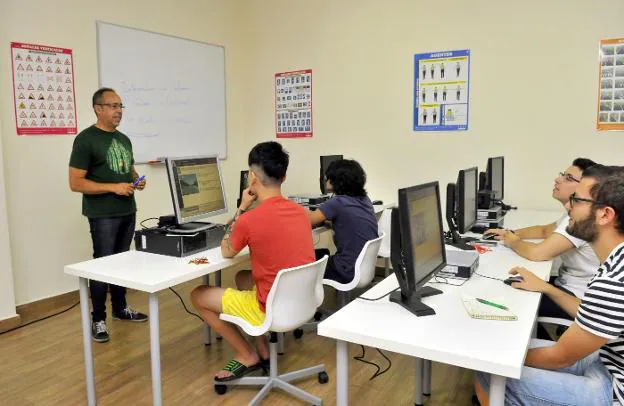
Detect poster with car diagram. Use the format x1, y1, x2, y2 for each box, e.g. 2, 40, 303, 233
598, 38, 624, 131
275, 69, 312, 138
413, 49, 470, 132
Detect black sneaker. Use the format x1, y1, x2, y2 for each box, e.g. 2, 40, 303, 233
113, 306, 148, 322
92, 320, 110, 343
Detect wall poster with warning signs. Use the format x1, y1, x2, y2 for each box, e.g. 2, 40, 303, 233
10, 42, 78, 136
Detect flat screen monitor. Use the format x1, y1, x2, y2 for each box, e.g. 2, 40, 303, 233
165, 155, 227, 231
390, 181, 446, 316
237, 170, 249, 207
319, 155, 343, 194
457, 167, 478, 234
487, 156, 504, 201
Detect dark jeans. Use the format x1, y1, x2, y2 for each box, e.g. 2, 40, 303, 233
536, 276, 575, 340
88, 214, 136, 322
315, 248, 352, 284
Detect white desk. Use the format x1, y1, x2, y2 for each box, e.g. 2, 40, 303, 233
317, 209, 561, 406
64, 203, 391, 406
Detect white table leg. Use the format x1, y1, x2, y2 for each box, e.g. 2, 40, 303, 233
489, 374, 506, 406
202, 274, 212, 345
423, 359, 432, 396
215, 271, 222, 340
336, 340, 348, 406
79, 278, 96, 406
149, 293, 163, 406
414, 358, 424, 406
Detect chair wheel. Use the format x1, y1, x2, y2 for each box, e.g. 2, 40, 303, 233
293, 328, 304, 339
313, 311, 323, 321
318, 371, 329, 384
214, 384, 227, 395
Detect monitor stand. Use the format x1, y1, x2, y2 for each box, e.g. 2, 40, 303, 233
389, 286, 443, 317
168, 222, 216, 234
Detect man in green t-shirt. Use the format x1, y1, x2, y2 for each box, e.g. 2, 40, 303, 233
69, 88, 148, 343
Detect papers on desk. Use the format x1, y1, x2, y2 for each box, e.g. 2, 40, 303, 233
462, 295, 517, 321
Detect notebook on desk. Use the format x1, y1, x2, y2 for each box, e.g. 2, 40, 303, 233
462, 295, 517, 321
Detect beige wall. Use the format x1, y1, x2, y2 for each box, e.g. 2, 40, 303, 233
243, 0, 624, 208
0, 118, 17, 320
2, 0, 624, 308
0, 0, 250, 306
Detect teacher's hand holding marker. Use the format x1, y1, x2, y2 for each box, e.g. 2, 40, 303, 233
132, 175, 146, 191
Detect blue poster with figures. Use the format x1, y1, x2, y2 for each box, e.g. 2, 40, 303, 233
413, 49, 470, 132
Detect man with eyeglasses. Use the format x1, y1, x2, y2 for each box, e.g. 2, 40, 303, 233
485, 158, 599, 338
475, 164, 624, 406
68, 87, 148, 343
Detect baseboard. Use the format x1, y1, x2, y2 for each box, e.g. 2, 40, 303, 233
0, 314, 21, 333
16, 290, 80, 325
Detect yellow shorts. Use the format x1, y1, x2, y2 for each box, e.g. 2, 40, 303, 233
221, 287, 266, 326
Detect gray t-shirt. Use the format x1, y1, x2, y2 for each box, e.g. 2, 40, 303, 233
319, 195, 379, 281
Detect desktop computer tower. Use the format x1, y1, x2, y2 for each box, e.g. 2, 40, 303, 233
134, 227, 209, 257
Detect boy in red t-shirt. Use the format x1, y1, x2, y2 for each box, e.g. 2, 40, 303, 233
191, 142, 315, 381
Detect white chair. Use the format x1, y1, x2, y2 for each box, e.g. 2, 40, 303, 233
377, 209, 392, 276
214, 256, 329, 405
323, 233, 385, 307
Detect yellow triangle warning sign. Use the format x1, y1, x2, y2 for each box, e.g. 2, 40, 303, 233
55, 58, 61, 64
35, 56, 42, 63
26, 65, 33, 71
15, 54, 22, 61
55, 67, 62, 73
29, 103, 36, 109
40, 112, 46, 118
66, 95, 73, 102
26, 55, 33, 62
49, 103, 55, 110
46, 66, 53, 73
37, 84, 44, 91
28, 94, 35, 100
66, 86, 72, 92
28, 84, 34, 90
56, 86, 63, 92
18, 102, 26, 109
39, 102, 46, 109
29, 112, 36, 118
21, 120, 28, 127
64, 68, 70, 74
65, 77, 72, 83
47, 85, 54, 91
18, 93, 25, 99
19, 112, 27, 118
64, 59, 71, 65
17, 83, 24, 90
36, 65, 43, 72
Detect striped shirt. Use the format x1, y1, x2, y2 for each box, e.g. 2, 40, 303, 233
576, 242, 624, 403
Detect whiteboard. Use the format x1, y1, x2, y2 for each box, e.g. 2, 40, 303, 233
96, 22, 227, 163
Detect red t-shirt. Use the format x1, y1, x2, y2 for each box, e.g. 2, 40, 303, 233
229, 196, 315, 311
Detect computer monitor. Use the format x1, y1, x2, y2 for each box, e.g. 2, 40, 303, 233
319, 155, 343, 194
165, 155, 228, 233
445, 167, 478, 250
236, 170, 249, 208
389, 181, 446, 316
487, 156, 504, 201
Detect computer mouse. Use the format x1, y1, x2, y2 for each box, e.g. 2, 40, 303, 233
482, 232, 498, 241
503, 276, 524, 286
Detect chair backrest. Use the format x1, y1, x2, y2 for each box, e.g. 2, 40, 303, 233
353, 233, 385, 289
262, 256, 328, 332
377, 209, 392, 258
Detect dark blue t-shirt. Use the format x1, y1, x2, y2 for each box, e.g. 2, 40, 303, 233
319, 195, 379, 281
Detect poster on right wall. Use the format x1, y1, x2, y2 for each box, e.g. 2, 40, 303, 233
597, 38, 624, 131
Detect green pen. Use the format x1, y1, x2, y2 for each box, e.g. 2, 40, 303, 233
476, 298, 509, 311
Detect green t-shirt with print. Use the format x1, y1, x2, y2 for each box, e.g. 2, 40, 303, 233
69, 125, 137, 218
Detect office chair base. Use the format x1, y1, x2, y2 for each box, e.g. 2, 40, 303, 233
214, 365, 326, 405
